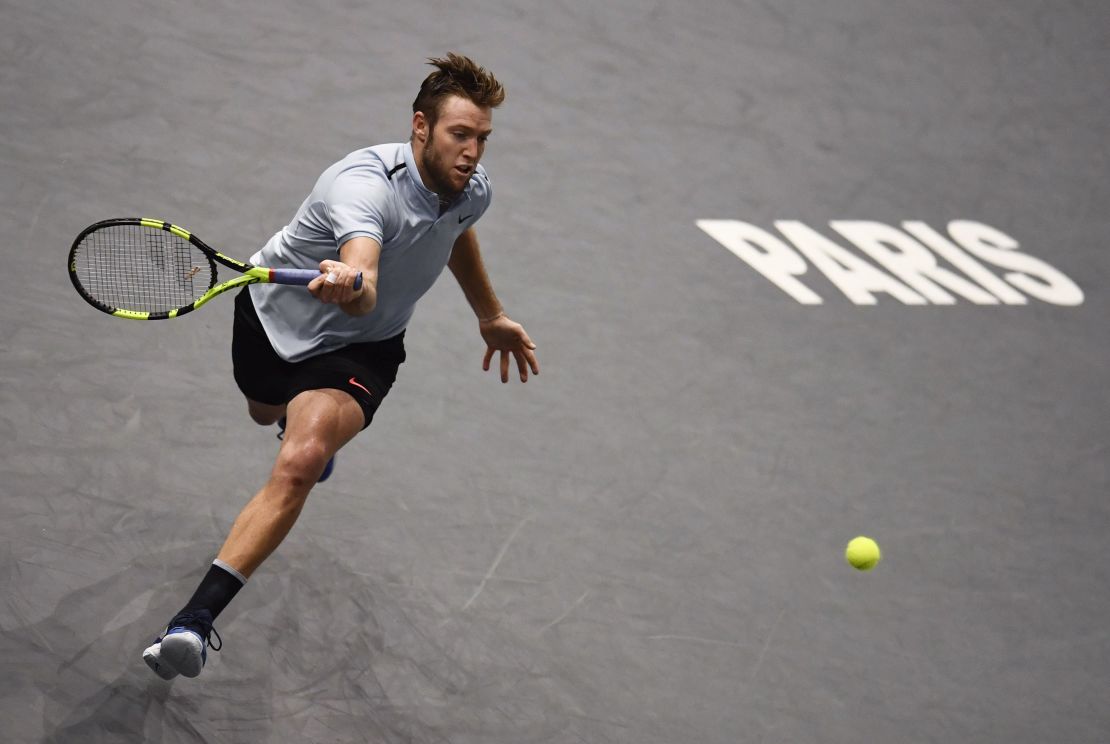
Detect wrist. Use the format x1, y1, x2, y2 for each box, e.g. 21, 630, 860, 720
478, 309, 504, 324
341, 288, 376, 317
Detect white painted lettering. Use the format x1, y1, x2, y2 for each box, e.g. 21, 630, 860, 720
696, 220, 823, 304
830, 221, 999, 305
901, 221, 1025, 304
774, 221, 926, 305
948, 221, 1084, 306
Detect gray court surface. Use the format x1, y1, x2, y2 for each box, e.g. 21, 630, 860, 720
2, 1, 1108, 742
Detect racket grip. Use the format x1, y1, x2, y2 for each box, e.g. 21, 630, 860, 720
271, 268, 364, 290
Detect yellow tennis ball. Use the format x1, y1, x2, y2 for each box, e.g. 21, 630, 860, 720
845, 536, 881, 571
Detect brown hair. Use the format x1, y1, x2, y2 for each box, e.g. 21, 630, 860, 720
412, 53, 505, 130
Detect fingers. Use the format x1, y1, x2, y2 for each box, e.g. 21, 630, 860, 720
514, 349, 528, 382
480, 318, 539, 383
481, 348, 539, 383
523, 347, 540, 377
505, 347, 540, 383
510, 327, 538, 381
310, 260, 362, 304
519, 328, 537, 351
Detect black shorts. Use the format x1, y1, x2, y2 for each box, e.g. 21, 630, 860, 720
231, 287, 405, 429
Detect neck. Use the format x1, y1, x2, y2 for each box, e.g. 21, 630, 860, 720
411, 142, 435, 194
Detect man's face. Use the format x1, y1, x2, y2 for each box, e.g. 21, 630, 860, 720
416, 95, 493, 197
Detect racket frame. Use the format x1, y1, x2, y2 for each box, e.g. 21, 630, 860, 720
68, 218, 344, 320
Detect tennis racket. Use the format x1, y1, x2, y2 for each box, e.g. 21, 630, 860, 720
68, 217, 362, 320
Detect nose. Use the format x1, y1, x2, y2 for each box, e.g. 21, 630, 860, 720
463, 136, 479, 161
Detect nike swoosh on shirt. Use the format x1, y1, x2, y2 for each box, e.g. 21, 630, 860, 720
348, 377, 372, 396
459, 214, 473, 223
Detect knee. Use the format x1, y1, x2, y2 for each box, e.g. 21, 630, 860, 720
273, 438, 332, 489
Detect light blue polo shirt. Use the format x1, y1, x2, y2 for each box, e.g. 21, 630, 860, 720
249, 142, 492, 361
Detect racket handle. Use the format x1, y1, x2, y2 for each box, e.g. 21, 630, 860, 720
270, 268, 364, 291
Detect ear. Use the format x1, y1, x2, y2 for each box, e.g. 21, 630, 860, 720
412, 111, 428, 143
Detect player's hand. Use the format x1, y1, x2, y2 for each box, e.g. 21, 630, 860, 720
480, 314, 539, 383
308, 260, 363, 305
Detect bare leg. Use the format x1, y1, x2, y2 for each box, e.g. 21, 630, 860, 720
217, 388, 365, 578
143, 389, 365, 679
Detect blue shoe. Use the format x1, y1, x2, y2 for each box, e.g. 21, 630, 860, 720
155, 609, 221, 679
277, 416, 335, 483
319, 454, 335, 482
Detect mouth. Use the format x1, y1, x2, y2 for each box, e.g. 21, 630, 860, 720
453, 165, 473, 177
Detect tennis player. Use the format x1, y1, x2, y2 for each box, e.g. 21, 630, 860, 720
143, 53, 538, 680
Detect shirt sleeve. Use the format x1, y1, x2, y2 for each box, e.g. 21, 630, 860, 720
325, 164, 392, 249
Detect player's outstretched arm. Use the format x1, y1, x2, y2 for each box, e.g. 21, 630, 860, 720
448, 228, 538, 383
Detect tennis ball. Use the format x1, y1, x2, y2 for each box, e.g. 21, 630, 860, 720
845, 536, 881, 571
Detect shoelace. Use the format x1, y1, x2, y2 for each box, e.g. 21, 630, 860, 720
169, 612, 223, 652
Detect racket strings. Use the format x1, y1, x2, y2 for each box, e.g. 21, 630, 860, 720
73, 225, 217, 312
